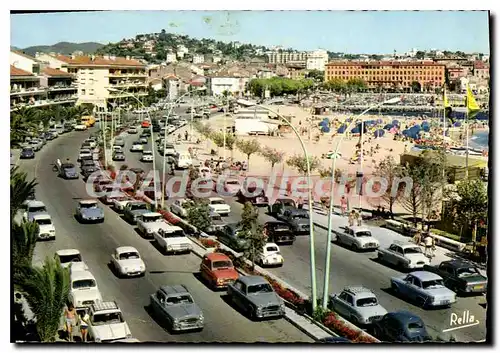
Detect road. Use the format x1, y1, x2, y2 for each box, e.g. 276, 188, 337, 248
118, 122, 487, 343
18, 129, 312, 343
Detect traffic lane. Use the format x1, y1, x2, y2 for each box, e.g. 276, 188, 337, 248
34, 131, 311, 343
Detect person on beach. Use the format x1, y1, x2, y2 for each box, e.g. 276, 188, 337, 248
64, 304, 77, 342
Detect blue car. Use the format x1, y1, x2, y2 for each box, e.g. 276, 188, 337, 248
372, 311, 433, 342
58, 162, 79, 179
20, 148, 35, 159
75, 200, 105, 223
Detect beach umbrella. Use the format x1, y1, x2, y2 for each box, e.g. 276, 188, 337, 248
389, 127, 398, 134
402, 129, 410, 136
351, 127, 361, 134
383, 123, 393, 130
376, 118, 384, 124
454, 121, 462, 127
422, 125, 430, 132
337, 125, 347, 133
374, 129, 385, 138
392, 119, 400, 126
321, 126, 330, 133
326, 151, 342, 159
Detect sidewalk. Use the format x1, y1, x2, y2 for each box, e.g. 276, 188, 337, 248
11, 149, 21, 167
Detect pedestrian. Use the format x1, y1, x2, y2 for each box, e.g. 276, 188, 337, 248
64, 303, 77, 342
424, 233, 433, 257
413, 230, 422, 246
348, 210, 356, 227
340, 195, 347, 216
185, 131, 189, 141
78, 310, 90, 342
297, 196, 304, 209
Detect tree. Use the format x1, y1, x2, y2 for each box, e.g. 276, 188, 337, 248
286, 154, 321, 175
346, 78, 367, 93
11, 166, 38, 219
307, 70, 325, 82
239, 202, 267, 271
235, 139, 261, 170
411, 81, 422, 93
185, 199, 212, 234
15, 257, 70, 342
418, 150, 446, 230
415, 51, 426, 60
323, 78, 347, 93
451, 179, 488, 241
398, 163, 424, 226
374, 156, 403, 218
210, 131, 236, 157
260, 146, 285, 171
12, 221, 39, 279
10, 108, 40, 146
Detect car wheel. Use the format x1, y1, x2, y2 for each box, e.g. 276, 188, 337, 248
351, 243, 358, 251
391, 282, 399, 294
377, 253, 383, 261
416, 297, 426, 308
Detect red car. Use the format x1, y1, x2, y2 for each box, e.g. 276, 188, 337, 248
199, 253, 239, 289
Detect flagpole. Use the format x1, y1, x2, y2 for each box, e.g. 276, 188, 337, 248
465, 108, 469, 179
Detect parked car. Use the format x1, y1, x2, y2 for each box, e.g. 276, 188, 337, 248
84, 138, 97, 149
110, 246, 146, 278
257, 243, 284, 267
216, 224, 249, 252
328, 286, 387, 326
23, 200, 49, 222
390, 271, 457, 308
237, 186, 269, 207
207, 197, 231, 216
29, 138, 44, 151
57, 161, 79, 179
423, 260, 487, 295
263, 221, 296, 245
85, 301, 132, 342
140, 151, 154, 163
372, 311, 433, 342
216, 178, 241, 195
277, 208, 310, 234
199, 253, 239, 289
377, 242, 430, 269
268, 198, 297, 218
136, 212, 171, 239
123, 201, 150, 224
139, 135, 149, 144
78, 149, 92, 161
32, 214, 56, 240
75, 200, 105, 223
206, 212, 226, 235
69, 270, 103, 309
112, 145, 123, 153
82, 166, 100, 181
55, 249, 88, 271
335, 226, 380, 251
112, 152, 126, 161
111, 195, 133, 213
20, 148, 35, 159
130, 142, 144, 152
153, 226, 193, 254
74, 123, 87, 131
114, 137, 125, 147
163, 143, 176, 156
170, 198, 194, 218
149, 285, 204, 332
227, 276, 285, 320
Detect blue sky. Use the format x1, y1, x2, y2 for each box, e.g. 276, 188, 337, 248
10, 10, 490, 54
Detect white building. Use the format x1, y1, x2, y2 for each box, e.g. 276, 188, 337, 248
166, 52, 177, 63
190, 65, 204, 76
212, 55, 222, 64
11, 50, 41, 74
209, 76, 250, 97
177, 45, 188, 59
306, 49, 328, 71
193, 54, 205, 64
164, 75, 179, 100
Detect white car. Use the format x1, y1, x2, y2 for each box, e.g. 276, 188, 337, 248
32, 214, 56, 240
23, 200, 48, 222
86, 301, 132, 342
128, 127, 138, 134
257, 243, 284, 267
55, 249, 89, 271
79, 149, 92, 160
75, 123, 87, 131
111, 195, 133, 213
207, 197, 231, 216
112, 145, 123, 153
110, 246, 146, 277
170, 198, 193, 218
153, 226, 193, 254
136, 212, 171, 238
377, 242, 431, 269
140, 151, 154, 162
69, 270, 103, 308
336, 226, 380, 251
199, 166, 212, 180
130, 143, 143, 152
85, 138, 97, 148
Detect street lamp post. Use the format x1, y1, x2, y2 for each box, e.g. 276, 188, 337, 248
247, 102, 319, 311
109, 88, 158, 209
160, 88, 206, 208
321, 97, 401, 308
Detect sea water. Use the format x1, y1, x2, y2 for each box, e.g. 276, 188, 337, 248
469, 130, 489, 151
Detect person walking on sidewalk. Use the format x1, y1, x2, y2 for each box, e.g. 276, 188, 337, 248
424, 233, 434, 257
78, 310, 90, 342
64, 304, 77, 342
340, 195, 347, 216
297, 196, 304, 209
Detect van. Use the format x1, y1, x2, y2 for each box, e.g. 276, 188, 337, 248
174, 150, 192, 169
81, 116, 95, 127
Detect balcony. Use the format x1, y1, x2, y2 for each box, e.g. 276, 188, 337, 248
47, 83, 78, 92
10, 87, 47, 96
108, 80, 148, 88
10, 95, 78, 111
107, 71, 147, 78
108, 91, 148, 98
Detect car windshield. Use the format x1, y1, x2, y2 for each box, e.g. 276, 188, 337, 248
211, 215, 222, 221
80, 149, 90, 154
356, 231, 372, 237
456, 267, 480, 277
130, 204, 147, 211
211, 200, 225, 205
119, 252, 140, 260
72, 279, 96, 289
59, 254, 82, 264
143, 152, 152, 155
80, 202, 98, 209
356, 297, 378, 307
266, 246, 279, 252
212, 260, 233, 269
161, 229, 185, 238
144, 215, 162, 222
23, 149, 33, 153
35, 218, 52, 225
83, 160, 94, 166
282, 201, 294, 207
247, 283, 273, 294
62, 163, 75, 169
166, 144, 174, 149
166, 295, 193, 305
404, 247, 423, 254
292, 214, 308, 219
226, 180, 239, 185
273, 225, 291, 232
421, 279, 445, 289
407, 321, 425, 331
29, 206, 47, 213
92, 312, 124, 326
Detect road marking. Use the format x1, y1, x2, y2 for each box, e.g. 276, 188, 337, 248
442, 320, 480, 332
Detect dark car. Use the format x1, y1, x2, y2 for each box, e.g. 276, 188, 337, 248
237, 186, 269, 207
112, 152, 126, 161
80, 159, 96, 170
45, 133, 56, 141
142, 128, 151, 136
263, 221, 296, 245
423, 260, 487, 295
372, 311, 433, 342
20, 148, 35, 159
152, 124, 161, 133
79, 155, 94, 166
216, 223, 250, 253
81, 166, 99, 181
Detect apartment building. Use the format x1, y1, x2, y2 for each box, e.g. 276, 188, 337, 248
306, 49, 329, 71
193, 54, 205, 64
266, 51, 308, 64
324, 61, 445, 91
166, 52, 177, 63
37, 54, 147, 108
10, 50, 41, 74
473, 61, 490, 80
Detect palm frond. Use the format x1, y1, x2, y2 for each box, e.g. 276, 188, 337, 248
10, 166, 37, 217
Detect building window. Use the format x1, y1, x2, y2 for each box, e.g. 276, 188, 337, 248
81, 89, 86, 95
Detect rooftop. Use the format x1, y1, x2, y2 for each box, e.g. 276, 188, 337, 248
42, 67, 73, 77
205, 252, 232, 261
10, 65, 34, 77
238, 275, 269, 286
326, 61, 445, 67
11, 50, 39, 62
55, 54, 145, 68
56, 249, 81, 256
116, 246, 139, 254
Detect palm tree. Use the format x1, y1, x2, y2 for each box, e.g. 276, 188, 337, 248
11, 166, 38, 219
12, 221, 39, 279
15, 257, 70, 342
10, 108, 39, 146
